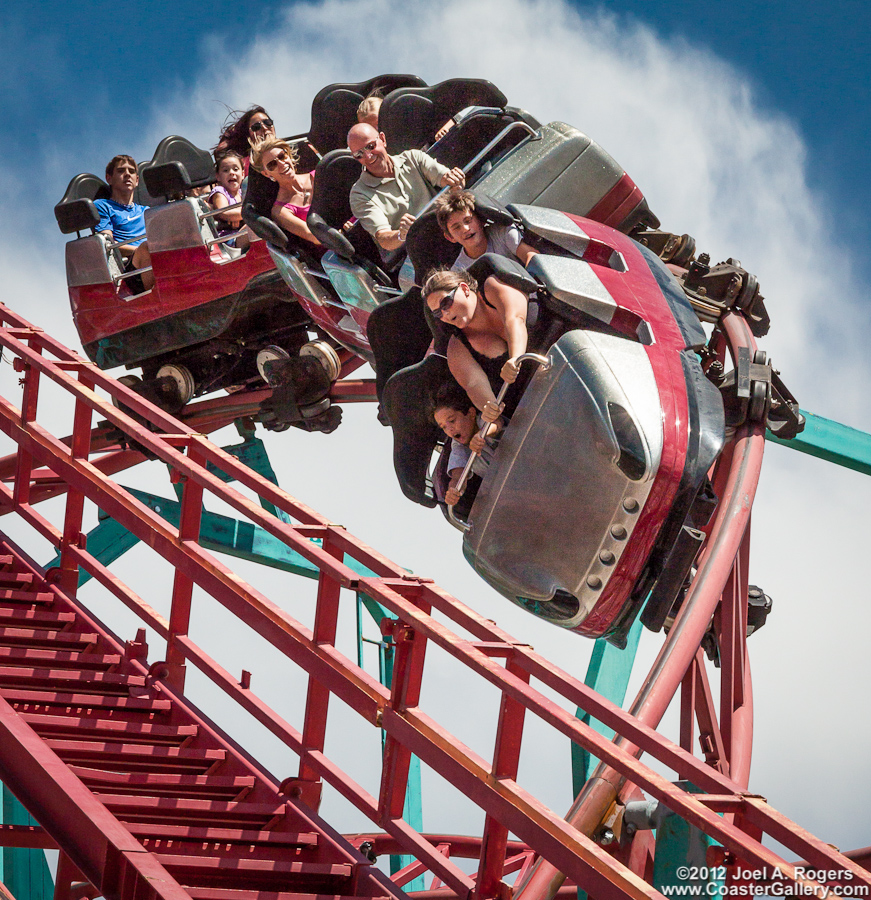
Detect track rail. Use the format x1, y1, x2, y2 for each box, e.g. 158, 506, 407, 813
0, 304, 862, 900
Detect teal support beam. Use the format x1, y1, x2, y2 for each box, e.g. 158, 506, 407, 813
47, 488, 379, 585
651, 782, 722, 895
204, 430, 293, 524
0, 785, 53, 900
127, 490, 340, 578
767, 409, 871, 477
572, 619, 643, 793
571, 620, 641, 900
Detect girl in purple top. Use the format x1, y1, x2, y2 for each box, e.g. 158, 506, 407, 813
208, 152, 245, 235
250, 137, 321, 246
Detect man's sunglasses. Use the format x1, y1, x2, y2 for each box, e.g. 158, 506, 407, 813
265, 150, 290, 172
430, 285, 460, 320
250, 118, 274, 133
352, 140, 378, 160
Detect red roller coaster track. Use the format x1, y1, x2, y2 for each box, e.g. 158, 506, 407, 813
0, 302, 863, 900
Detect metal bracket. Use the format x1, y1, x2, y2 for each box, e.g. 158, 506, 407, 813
279, 777, 323, 809
720, 349, 804, 439
678, 255, 770, 336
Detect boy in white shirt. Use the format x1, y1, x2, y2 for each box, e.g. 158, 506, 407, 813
434, 190, 537, 271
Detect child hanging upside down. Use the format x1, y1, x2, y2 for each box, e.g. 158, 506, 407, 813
431, 382, 502, 507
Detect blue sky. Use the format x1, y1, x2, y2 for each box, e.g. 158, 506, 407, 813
8, 0, 869, 255
1, 0, 870, 865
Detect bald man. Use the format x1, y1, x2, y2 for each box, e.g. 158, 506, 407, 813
347, 123, 465, 251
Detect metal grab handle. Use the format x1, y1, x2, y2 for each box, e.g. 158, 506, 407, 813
447, 352, 551, 533
199, 202, 242, 223
415, 120, 538, 224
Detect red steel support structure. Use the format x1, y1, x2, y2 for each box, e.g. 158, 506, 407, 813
0, 303, 862, 900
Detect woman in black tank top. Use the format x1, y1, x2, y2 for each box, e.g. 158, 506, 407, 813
423, 267, 529, 424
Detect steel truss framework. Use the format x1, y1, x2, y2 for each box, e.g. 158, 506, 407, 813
0, 303, 862, 900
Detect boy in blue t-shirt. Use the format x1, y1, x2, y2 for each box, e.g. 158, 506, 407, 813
95, 154, 153, 291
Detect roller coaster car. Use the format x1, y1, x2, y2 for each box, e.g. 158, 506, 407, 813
255, 76, 659, 364
55, 74, 429, 417
379, 214, 726, 646
248, 77, 531, 359
54, 135, 320, 412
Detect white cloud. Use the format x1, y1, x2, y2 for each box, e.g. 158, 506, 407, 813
7, 0, 871, 869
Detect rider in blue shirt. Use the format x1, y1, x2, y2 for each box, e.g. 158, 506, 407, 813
95, 155, 153, 292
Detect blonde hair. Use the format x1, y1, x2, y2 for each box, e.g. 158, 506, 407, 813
356, 96, 382, 124
249, 137, 299, 173
421, 267, 477, 301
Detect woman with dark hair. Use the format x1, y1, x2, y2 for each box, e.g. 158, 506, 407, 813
214, 106, 276, 169
422, 267, 529, 424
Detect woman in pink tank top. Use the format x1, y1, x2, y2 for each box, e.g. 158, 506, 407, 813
250, 138, 321, 247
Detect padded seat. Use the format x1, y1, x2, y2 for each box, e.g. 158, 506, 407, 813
241, 168, 283, 247
367, 286, 433, 404
306, 150, 395, 284
382, 353, 453, 507
307, 74, 427, 155
140, 136, 215, 203
54, 173, 110, 235
238, 168, 323, 272
379, 79, 508, 153
404, 208, 459, 286
427, 108, 533, 177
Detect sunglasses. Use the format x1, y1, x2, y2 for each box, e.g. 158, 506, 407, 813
352, 139, 378, 160
250, 117, 274, 134
265, 149, 290, 172
430, 285, 460, 320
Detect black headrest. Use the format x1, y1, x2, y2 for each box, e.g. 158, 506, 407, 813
307, 74, 427, 155
141, 161, 193, 199
380, 79, 508, 153
54, 173, 111, 234
309, 150, 359, 230
243, 168, 280, 220
405, 209, 459, 285
382, 353, 453, 506
406, 193, 520, 285
466, 252, 539, 295
306, 149, 363, 260
473, 193, 516, 228
139, 135, 214, 202
367, 287, 433, 405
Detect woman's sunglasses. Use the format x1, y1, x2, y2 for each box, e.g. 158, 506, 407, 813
430, 285, 460, 320
250, 117, 274, 134
265, 149, 290, 172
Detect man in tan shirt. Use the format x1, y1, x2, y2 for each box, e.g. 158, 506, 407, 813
347, 123, 465, 251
